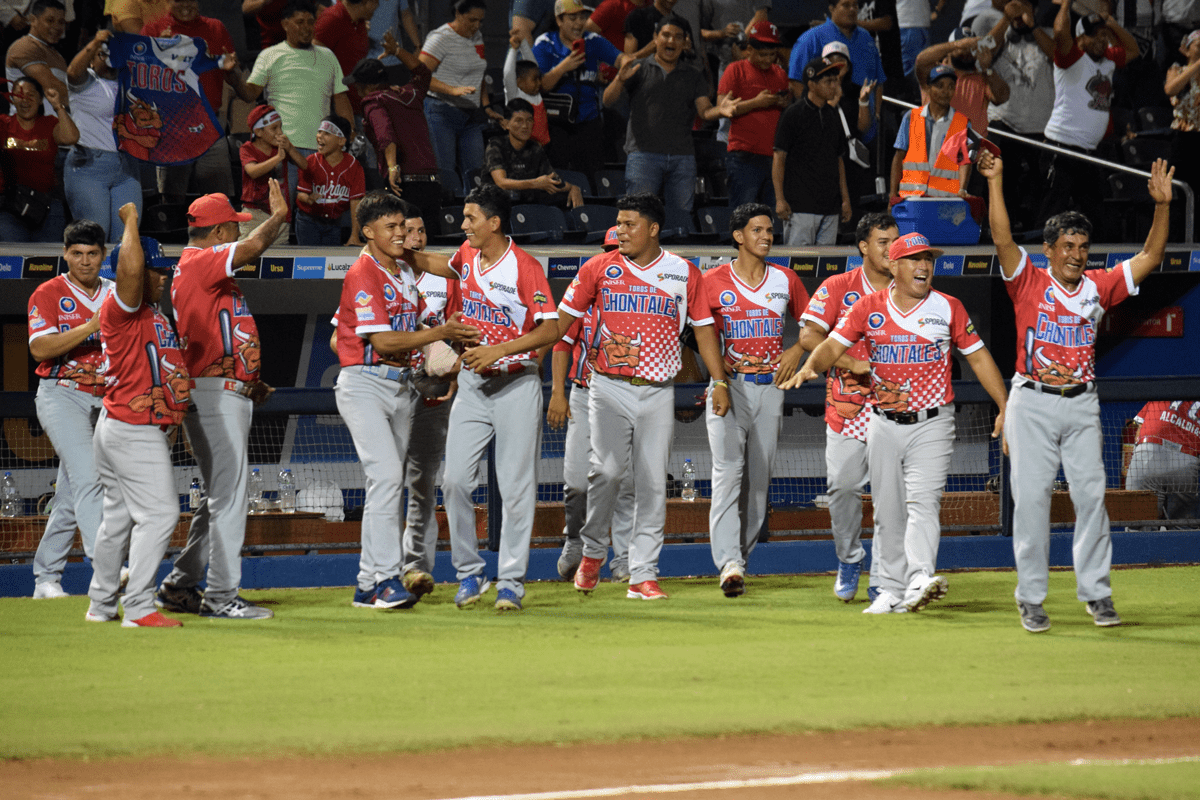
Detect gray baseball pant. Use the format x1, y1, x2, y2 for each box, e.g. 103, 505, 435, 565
443, 368, 542, 598
580, 375, 674, 584
34, 380, 103, 560
87, 410, 179, 621
1007, 385, 1112, 604
165, 381, 253, 606
866, 407, 956, 598
402, 395, 454, 575
563, 384, 634, 568
33, 464, 79, 585
1127, 444, 1200, 521
706, 379, 783, 570
335, 368, 417, 591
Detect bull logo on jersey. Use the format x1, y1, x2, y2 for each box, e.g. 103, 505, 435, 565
129, 348, 190, 424
598, 323, 641, 375
844, 291, 861, 307
115, 91, 164, 161
827, 371, 871, 419
59, 297, 77, 314
725, 344, 772, 374
1085, 70, 1113, 113
874, 376, 912, 413
1032, 347, 1083, 386
605, 265, 623, 279
57, 360, 102, 386
383, 283, 396, 302
719, 290, 737, 308
233, 323, 261, 376
867, 312, 886, 329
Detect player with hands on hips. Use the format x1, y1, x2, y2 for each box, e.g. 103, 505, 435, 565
403, 183, 561, 612
701, 203, 809, 597
981, 150, 1174, 632
553, 192, 731, 601
798, 212, 898, 603
783, 231, 1009, 615
86, 204, 190, 628
334, 192, 480, 611
27, 219, 115, 599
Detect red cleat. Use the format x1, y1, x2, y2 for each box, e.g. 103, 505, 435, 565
574, 556, 602, 593
122, 610, 183, 628
626, 580, 668, 600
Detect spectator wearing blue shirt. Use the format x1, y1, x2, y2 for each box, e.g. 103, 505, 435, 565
788, 0, 885, 117
533, 0, 624, 183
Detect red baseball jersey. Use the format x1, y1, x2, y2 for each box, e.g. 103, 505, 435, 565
802, 267, 885, 440
449, 239, 558, 367
296, 152, 365, 221
27, 275, 114, 385
1135, 401, 1200, 456
702, 262, 808, 373
415, 271, 462, 327
831, 287, 983, 413
557, 307, 600, 388
559, 249, 712, 383
171, 242, 262, 383
1004, 247, 1135, 386
335, 251, 420, 368
100, 293, 191, 426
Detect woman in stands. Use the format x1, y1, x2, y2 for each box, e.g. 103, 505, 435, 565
1165, 30, 1200, 220
0, 75, 78, 242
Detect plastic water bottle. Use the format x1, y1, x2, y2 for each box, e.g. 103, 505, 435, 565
278, 469, 296, 514
1, 472, 20, 518
189, 478, 203, 513
248, 468, 264, 514
680, 460, 696, 502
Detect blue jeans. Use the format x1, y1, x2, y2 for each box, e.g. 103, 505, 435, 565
295, 211, 343, 245
424, 98, 486, 195
64, 148, 143, 240
900, 28, 930, 77
624, 151, 696, 235
724, 150, 775, 210
0, 197, 65, 243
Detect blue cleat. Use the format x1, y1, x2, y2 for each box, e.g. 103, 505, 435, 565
454, 575, 491, 608
494, 587, 522, 611
351, 584, 377, 608
374, 577, 418, 609
834, 559, 863, 602
867, 585, 881, 603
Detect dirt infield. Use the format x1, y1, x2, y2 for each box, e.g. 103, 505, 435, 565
5, 718, 1197, 800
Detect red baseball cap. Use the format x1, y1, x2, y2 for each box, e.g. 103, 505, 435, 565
187, 193, 252, 227
746, 20, 782, 45
603, 226, 620, 250
888, 231, 944, 260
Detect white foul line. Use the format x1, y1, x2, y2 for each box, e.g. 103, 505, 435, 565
1068, 756, 1200, 767
430, 768, 904, 800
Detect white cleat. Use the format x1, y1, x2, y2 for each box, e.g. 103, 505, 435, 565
904, 575, 949, 612
863, 590, 908, 614
33, 581, 69, 599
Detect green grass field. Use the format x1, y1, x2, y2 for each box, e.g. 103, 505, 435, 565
2, 567, 1198, 762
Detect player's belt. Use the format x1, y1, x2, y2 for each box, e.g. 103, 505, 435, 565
359, 365, 412, 382
602, 372, 669, 387
874, 406, 940, 425
56, 379, 105, 397
732, 371, 775, 385
478, 362, 530, 378
189, 378, 256, 397
1137, 435, 1200, 458
1020, 379, 1093, 398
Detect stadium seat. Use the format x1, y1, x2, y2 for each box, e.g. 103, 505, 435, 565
439, 169, 463, 205
1121, 137, 1171, 167
1136, 106, 1174, 135
432, 205, 465, 244
696, 205, 732, 243
594, 169, 626, 199
142, 203, 189, 245
555, 169, 593, 198
510, 204, 566, 243
566, 204, 618, 243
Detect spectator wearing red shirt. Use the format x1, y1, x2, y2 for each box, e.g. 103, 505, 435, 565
0, 76, 78, 243
239, 104, 307, 244
585, 0, 648, 50
142, 0, 258, 202
295, 114, 366, 245
314, 0, 380, 113
244, 0, 288, 49
717, 20, 789, 209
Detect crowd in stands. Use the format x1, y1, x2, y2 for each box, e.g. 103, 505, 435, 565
2, 0, 1197, 245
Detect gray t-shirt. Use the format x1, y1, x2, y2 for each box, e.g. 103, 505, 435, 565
623, 57, 709, 156
422, 22, 486, 108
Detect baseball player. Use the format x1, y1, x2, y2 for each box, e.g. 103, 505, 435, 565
553, 192, 732, 600
1127, 402, 1200, 523
334, 192, 480, 610
154, 187, 286, 621
983, 153, 1175, 632
27, 220, 114, 599
700, 203, 809, 597
548, 226, 635, 583
403, 183, 560, 612
85, 204, 190, 628
784, 232, 1009, 615
799, 212, 898, 603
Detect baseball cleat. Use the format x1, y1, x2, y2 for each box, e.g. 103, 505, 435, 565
85, 608, 118, 622
719, 562, 745, 598
155, 582, 204, 614
1086, 596, 1122, 627
33, 581, 69, 599
200, 596, 274, 619
401, 570, 435, 599
494, 587, 523, 612
627, 580, 668, 600
122, 610, 183, 628
118, 566, 130, 594
904, 575, 948, 612
454, 575, 491, 608
574, 556, 602, 594
351, 584, 377, 608
374, 577, 418, 610
862, 591, 907, 614
1017, 601, 1051, 633
867, 585, 881, 603
833, 559, 863, 602
557, 537, 583, 580
609, 559, 631, 582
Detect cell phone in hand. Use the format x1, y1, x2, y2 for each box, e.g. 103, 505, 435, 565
572, 38, 586, 55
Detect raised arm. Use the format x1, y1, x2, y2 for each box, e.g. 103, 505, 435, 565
1052, 0, 1074, 58
1127, 159, 1174, 285
114, 204, 146, 310
231, 178, 288, 266
68, 29, 111, 84
978, 151, 1023, 278
401, 247, 460, 280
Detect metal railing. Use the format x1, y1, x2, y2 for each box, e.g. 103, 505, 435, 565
882, 96, 1195, 245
